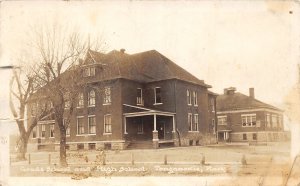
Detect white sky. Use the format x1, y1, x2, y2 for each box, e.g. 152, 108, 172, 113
0, 1, 299, 122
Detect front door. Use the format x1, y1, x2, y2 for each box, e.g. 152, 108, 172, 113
157, 121, 165, 139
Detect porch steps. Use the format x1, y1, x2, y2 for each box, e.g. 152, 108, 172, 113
127, 141, 153, 149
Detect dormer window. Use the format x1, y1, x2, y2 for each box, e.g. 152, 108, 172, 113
83, 67, 95, 77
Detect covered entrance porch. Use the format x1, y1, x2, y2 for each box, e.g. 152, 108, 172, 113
123, 104, 176, 149
217, 130, 231, 142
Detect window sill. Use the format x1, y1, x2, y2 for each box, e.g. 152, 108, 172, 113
194, 105, 198, 107
88, 105, 95, 108
87, 133, 96, 136
137, 103, 144, 106
76, 134, 86, 136
187, 104, 192, 106
153, 103, 163, 105
188, 131, 199, 133
76, 107, 84, 109
103, 133, 112, 135
49, 137, 55, 138
103, 103, 111, 106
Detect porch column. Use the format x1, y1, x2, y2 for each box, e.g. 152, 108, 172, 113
124, 116, 128, 134
152, 114, 159, 149
172, 116, 176, 132
172, 115, 179, 147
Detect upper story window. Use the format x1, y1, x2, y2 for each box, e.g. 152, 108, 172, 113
103, 87, 111, 105
77, 116, 84, 135
31, 103, 37, 117
242, 114, 256, 127
50, 124, 55, 138
64, 92, 70, 109
218, 116, 227, 125
193, 91, 198, 106
210, 98, 215, 112
88, 90, 96, 107
83, 67, 95, 77
77, 92, 84, 108
266, 114, 270, 128
187, 90, 192, 105
154, 87, 162, 104
137, 88, 144, 105
272, 114, 278, 128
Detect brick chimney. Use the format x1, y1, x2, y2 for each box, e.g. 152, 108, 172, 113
249, 88, 255, 99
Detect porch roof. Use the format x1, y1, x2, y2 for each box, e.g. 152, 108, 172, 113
123, 104, 175, 117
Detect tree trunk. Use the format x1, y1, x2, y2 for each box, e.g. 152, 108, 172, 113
16, 134, 29, 160
57, 115, 67, 166
59, 134, 67, 166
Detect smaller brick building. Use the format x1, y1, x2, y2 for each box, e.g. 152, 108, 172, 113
216, 87, 288, 143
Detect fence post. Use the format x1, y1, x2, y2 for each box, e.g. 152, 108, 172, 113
164, 154, 168, 165
131, 153, 134, 165
28, 154, 31, 165
48, 154, 51, 165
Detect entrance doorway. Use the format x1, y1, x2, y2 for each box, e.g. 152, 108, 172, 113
157, 121, 165, 139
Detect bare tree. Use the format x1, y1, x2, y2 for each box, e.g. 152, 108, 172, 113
9, 68, 49, 160
28, 22, 103, 166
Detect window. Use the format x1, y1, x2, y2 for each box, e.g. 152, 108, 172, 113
278, 116, 282, 129
104, 115, 112, 134
193, 91, 198, 106
83, 67, 95, 77
243, 134, 247, 140
88, 90, 96, 106
154, 87, 162, 104
32, 126, 37, 138
31, 103, 37, 116
50, 124, 55, 138
241, 114, 256, 127
41, 124, 46, 138
64, 92, 70, 109
77, 117, 84, 135
103, 87, 111, 105
137, 88, 143, 105
272, 115, 278, 128
88, 143, 96, 150
210, 98, 215, 112
266, 114, 270, 128
88, 116, 96, 134
188, 113, 193, 131
218, 116, 227, 125
63, 119, 70, 136
77, 92, 84, 108
77, 144, 84, 150
137, 123, 143, 134
193, 114, 199, 131
187, 90, 192, 105
253, 133, 257, 140
212, 119, 216, 134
